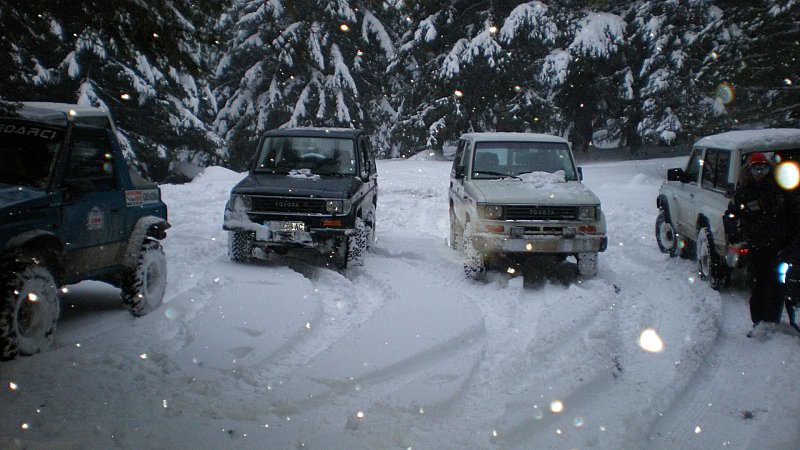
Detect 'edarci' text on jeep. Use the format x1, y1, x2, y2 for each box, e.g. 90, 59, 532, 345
655, 128, 800, 289
223, 128, 377, 269
449, 132, 607, 279
0, 102, 169, 359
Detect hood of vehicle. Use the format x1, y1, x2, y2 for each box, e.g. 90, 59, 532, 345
0, 184, 51, 215
232, 173, 361, 199
469, 179, 601, 205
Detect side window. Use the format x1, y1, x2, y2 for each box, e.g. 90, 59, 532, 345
452, 140, 465, 176
461, 141, 472, 172
684, 148, 703, 184
358, 138, 369, 177
701, 149, 731, 192
63, 130, 116, 192
452, 140, 471, 177
701, 150, 718, 189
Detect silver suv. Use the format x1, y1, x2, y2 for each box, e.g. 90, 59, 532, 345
655, 128, 800, 289
449, 132, 607, 279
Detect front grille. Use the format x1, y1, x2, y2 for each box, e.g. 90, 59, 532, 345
250, 196, 327, 214
505, 205, 577, 221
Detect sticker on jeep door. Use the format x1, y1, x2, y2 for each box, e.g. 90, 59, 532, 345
87, 206, 104, 230
125, 189, 159, 207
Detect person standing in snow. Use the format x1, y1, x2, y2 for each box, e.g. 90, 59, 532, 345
726, 152, 792, 337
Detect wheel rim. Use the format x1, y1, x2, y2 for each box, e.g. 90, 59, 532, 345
16, 275, 55, 338
658, 221, 675, 249
144, 260, 164, 297
698, 236, 710, 277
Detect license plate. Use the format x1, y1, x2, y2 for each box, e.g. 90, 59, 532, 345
268, 221, 305, 232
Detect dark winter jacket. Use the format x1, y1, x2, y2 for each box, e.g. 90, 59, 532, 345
728, 175, 791, 251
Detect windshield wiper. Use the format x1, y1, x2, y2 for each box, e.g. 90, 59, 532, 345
474, 171, 522, 180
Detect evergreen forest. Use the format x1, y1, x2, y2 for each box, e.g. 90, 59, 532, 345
1, 0, 797, 178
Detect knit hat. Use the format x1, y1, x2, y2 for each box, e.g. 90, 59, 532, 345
747, 152, 769, 166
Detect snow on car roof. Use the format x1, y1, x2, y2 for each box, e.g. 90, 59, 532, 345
461, 132, 569, 143
263, 127, 362, 138
3, 102, 111, 127
694, 128, 800, 151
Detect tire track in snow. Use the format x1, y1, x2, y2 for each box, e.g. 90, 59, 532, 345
646, 289, 800, 449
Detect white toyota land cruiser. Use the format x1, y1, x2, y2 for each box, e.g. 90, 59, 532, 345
449, 132, 607, 279
655, 128, 800, 289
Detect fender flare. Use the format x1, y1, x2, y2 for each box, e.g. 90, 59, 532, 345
123, 216, 170, 269
2, 230, 65, 279
656, 194, 672, 223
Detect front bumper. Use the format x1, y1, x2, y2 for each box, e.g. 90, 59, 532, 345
468, 232, 608, 255
223, 219, 351, 248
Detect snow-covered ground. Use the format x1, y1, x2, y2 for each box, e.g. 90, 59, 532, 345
2, 156, 800, 449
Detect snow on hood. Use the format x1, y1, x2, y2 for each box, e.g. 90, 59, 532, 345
518, 170, 566, 186
473, 171, 601, 205
288, 168, 321, 180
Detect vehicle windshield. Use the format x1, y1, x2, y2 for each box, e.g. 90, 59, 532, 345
472, 141, 578, 181
0, 122, 62, 188
255, 136, 356, 175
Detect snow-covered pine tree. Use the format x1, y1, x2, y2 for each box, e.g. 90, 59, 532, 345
702, 0, 799, 129
390, 0, 564, 157
548, 7, 626, 153
214, 0, 398, 168
497, 1, 562, 136
615, 0, 723, 151
0, 0, 224, 179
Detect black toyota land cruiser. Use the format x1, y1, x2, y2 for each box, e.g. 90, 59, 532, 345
222, 128, 378, 269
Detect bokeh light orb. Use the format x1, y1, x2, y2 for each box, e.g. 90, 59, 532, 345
715, 83, 735, 105
638, 328, 664, 353
776, 161, 800, 190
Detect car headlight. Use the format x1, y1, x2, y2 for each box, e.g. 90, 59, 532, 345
326, 199, 352, 214
578, 206, 597, 221
230, 194, 251, 213
478, 204, 504, 220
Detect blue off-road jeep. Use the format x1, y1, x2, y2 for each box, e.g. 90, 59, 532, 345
0, 102, 169, 360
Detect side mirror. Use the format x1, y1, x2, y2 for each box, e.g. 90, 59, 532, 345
577, 167, 584, 181
454, 167, 464, 179
667, 168, 684, 182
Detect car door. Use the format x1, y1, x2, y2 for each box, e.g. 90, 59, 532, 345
60, 127, 125, 274
697, 148, 732, 246
671, 148, 704, 237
